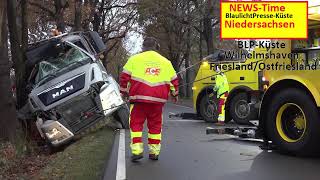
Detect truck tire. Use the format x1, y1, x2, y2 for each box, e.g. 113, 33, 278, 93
230, 93, 252, 125
199, 93, 219, 122
114, 104, 130, 129
266, 88, 320, 156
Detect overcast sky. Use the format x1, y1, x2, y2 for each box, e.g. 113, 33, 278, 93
125, 31, 143, 55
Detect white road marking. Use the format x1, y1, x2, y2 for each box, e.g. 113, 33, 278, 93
167, 119, 204, 123
116, 129, 126, 180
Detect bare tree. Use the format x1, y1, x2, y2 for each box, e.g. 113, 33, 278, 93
74, 0, 82, 31
28, 0, 138, 68
86, 0, 138, 66
29, 0, 69, 32
21, 0, 28, 52
7, 0, 28, 109
138, 0, 199, 95
0, 0, 19, 142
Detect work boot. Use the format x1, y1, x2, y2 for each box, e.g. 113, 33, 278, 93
131, 153, 143, 162
149, 154, 159, 161
214, 121, 225, 126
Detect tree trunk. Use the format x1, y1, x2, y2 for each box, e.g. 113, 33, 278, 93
0, 0, 18, 142
203, 0, 214, 55
92, 0, 100, 32
56, 12, 65, 32
203, 18, 213, 55
74, 0, 82, 31
199, 21, 203, 60
54, 0, 67, 32
7, 0, 27, 109
21, 0, 28, 50
93, 12, 100, 32
20, 0, 29, 108
184, 27, 192, 98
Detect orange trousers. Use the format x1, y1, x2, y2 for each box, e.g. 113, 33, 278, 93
129, 103, 163, 155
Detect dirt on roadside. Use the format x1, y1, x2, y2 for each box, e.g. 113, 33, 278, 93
0, 142, 52, 180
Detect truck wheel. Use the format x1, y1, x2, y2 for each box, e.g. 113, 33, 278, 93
114, 104, 130, 129
230, 93, 251, 125
266, 88, 320, 156
199, 93, 219, 122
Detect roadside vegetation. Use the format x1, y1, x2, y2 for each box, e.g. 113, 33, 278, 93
37, 127, 115, 180
1, 125, 115, 180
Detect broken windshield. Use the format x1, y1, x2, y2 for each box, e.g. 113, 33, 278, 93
35, 45, 91, 85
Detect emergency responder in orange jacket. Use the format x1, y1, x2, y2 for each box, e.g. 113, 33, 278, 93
119, 37, 179, 162
213, 65, 229, 126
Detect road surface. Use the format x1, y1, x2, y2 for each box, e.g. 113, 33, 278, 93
104, 103, 320, 180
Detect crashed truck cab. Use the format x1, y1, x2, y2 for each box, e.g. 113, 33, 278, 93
24, 31, 128, 146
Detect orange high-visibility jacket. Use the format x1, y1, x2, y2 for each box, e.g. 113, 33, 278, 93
120, 51, 179, 104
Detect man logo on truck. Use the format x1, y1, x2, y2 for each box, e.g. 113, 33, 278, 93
52, 85, 74, 99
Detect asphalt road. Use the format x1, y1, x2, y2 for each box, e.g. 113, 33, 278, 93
105, 103, 320, 180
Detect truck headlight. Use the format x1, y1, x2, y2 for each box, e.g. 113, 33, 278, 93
46, 128, 62, 139
100, 90, 123, 114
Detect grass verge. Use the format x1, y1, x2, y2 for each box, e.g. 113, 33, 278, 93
36, 126, 115, 180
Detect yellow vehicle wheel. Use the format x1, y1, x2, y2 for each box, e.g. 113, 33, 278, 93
266, 88, 320, 156
275, 103, 306, 143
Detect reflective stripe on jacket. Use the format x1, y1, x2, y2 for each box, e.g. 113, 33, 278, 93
213, 73, 229, 98
120, 51, 179, 104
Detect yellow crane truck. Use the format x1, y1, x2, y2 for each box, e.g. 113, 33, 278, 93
259, 5, 320, 155
204, 1, 320, 156
193, 47, 267, 124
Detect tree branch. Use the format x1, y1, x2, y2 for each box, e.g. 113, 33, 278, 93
107, 40, 120, 55
28, 2, 55, 17
103, 2, 137, 11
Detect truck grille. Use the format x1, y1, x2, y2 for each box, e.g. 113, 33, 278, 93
38, 74, 86, 106
55, 88, 102, 133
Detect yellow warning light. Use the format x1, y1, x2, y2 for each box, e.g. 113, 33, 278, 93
192, 86, 197, 91
202, 61, 209, 67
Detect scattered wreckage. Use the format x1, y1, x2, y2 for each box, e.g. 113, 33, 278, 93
19, 31, 129, 147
